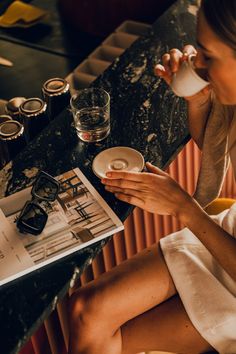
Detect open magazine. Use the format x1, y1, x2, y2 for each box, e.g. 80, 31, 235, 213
0, 168, 124, 286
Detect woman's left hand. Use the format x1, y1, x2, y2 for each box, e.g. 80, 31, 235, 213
102, 162, 193, 218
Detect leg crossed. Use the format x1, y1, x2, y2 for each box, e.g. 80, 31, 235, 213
121, 294, 214, 354
68, 243, 176, 354
68, 242, 212, 354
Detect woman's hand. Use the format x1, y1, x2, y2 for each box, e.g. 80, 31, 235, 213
155, 44, 212, 148
102, 162, 193, 218
154, 44, 211, 102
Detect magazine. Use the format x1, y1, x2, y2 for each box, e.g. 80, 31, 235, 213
0, 168, 124, 286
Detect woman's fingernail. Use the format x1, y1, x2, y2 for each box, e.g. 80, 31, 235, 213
154, 65, 165, 75
182, 53, 188, 61
106, 172, 112, 177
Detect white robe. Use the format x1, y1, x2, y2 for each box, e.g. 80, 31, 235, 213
160, 99, 236, 353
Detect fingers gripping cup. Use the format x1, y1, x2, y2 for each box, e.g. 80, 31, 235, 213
70, 88, 110, 143
171, 54, 209, 97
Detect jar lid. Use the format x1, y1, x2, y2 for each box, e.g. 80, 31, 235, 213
43, 78, 70, 96
6, 97, 26, 114
0, 120, 24, 140
0, 114, 12, 123
20, 98, 47, 116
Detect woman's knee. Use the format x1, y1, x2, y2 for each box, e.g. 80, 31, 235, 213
69, 288, 86, 322
70, 286, 96, 324
69, 282, 111, 331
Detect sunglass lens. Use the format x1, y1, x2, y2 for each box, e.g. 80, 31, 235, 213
17, 202, 47, 235
33, 176, 59, 201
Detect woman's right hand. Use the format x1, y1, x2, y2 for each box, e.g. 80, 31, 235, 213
154, 44, 211, 102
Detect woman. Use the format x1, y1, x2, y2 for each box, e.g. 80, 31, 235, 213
68, 1, 236, 353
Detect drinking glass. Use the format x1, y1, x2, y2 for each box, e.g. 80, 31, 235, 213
70, 88, 110, 142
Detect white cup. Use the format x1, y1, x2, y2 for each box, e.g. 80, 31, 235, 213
171, 54, 209, 97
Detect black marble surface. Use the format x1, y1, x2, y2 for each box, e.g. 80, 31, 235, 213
0, 0, 200, 353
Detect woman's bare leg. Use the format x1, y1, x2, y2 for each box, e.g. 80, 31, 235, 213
122, 294, 213, 354
68, 243, 177, 354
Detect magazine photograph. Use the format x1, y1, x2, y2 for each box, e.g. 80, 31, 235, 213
0, 168, 124, 286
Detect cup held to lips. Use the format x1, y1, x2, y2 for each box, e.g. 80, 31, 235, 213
170, 54, 209, 97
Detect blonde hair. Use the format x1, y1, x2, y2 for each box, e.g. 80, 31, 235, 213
201, 0, 236, 52
201, 0, 236, 153
214, 103, 235, 162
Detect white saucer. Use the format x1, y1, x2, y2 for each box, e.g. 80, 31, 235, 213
92, 146, 145, 179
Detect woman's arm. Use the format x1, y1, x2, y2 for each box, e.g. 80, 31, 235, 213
102, 163, 236, 282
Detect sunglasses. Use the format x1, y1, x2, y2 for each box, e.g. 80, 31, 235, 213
16, 171, 60, 236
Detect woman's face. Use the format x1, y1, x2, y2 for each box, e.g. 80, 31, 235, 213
195, 10, 236, 105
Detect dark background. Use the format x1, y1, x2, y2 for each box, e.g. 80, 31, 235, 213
0, 0, 175, 100
0, 0, 102, 99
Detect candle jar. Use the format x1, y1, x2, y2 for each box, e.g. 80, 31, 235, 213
42, 78, 70, 120
0, 120, 26, 167
19, 98, 49, 141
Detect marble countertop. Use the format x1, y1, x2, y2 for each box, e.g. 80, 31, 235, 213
0, 0, 199, 352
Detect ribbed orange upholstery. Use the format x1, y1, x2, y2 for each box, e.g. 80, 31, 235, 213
19, 140, 236, 354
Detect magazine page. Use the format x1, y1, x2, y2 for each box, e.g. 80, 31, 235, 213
0, 168, 124, 286
0, 210, 34, 281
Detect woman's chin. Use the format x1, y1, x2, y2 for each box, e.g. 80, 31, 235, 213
215, 93, 236, 106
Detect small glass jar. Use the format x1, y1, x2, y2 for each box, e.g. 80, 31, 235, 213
42, 78, 71, 120
5, 97, 26, 123
19, 98, 49, 141
0, 120, 26, 167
